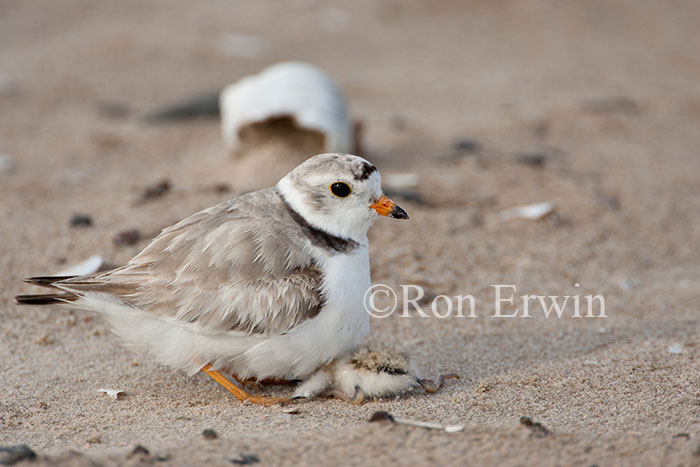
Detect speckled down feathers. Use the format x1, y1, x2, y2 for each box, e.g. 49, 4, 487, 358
348, 343, 411, 375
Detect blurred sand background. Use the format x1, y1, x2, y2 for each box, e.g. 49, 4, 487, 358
2, 0, 700, 465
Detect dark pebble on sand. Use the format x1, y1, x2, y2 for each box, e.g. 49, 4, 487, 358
127, 445, 151, 460
0, 445, 37, 465
516, 152, 548, 167
368, 411, 395, 423
212, 183, 233, 194
114, 229, 142, 246
70, 213, 93, 228
202, 429, 218, 440
231, 453, 260, 465
139, 179, 171, 203
453, 139, 481, 155
519, 416, 551, 437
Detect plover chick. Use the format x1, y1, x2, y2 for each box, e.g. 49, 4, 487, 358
293, 344, 459, 403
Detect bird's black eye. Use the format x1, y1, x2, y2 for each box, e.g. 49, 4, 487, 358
329, 182, 352, 198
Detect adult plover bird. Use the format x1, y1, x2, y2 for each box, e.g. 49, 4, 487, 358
292, 344, 459, 403
15, 153, 408, 405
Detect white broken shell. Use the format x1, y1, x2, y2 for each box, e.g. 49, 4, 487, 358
97, 388, 125, 399
498, 201, 554, 222
220, 62, 351, 154
57, 255, 103, 276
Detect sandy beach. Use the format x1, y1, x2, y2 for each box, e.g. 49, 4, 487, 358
2, 1, 700, 465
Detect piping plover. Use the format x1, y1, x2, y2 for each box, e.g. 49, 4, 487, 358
292, 344, 459, 403
15, 153, 408, 405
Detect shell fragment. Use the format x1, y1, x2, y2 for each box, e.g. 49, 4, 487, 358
220, 62, 351, 154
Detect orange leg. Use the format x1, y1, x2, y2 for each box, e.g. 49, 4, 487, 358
201, 364, 290, 406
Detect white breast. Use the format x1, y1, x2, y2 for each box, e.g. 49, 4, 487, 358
240, 244, 371, 379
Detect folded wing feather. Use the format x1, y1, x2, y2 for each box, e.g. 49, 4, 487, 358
18, 189, 325, 336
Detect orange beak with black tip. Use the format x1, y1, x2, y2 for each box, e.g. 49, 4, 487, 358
370, 194, 409, 219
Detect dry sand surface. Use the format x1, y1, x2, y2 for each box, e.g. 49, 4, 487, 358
2, 1, 700, 465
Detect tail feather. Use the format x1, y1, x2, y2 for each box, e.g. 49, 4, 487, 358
24, 276, 77, 288
14, 293, 78, 305
16, 275, 83, 306
17, 271, 132, 306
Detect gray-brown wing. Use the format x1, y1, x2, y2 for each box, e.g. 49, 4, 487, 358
53, 188, 324, 335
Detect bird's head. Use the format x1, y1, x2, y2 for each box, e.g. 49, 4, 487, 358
277, 153, 408, 242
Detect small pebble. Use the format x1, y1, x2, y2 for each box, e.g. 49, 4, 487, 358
0, 445, 37, 465
202, 429, 218, 440
369, 411, 394, 423
519, 416, 534, 426
70, 213, 93, 228
139, 179, 171, 203
231, 453, 260, 465
114, 229, 142, 247
519, 416, 551, 437
453, 139, 480, 154
211, 183, 232, 194
128, 445, 150, 457
516, 152, 547, 167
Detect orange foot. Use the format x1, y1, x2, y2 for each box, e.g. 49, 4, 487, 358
201, 364, 290, 406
